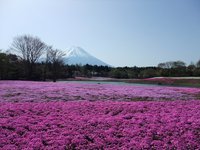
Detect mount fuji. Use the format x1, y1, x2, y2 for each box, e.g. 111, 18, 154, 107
63, 46, 109, 66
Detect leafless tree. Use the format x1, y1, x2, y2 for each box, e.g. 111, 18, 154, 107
48, 48, 65, 64
47, 47, 65, 82
158, 61, 186, 69
12, 35, 46, 63
11, 35, 47, 79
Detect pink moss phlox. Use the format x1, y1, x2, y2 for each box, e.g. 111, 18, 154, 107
1, 101, 200, 149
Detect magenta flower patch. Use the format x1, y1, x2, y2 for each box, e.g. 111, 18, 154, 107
0, 81, 199, 102
1, 101, 200, 149
1, 81, 200, 149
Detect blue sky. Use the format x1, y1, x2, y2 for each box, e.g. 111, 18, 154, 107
0, 0, 200, 67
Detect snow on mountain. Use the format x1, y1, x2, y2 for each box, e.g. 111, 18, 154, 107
63, 46, 109, 66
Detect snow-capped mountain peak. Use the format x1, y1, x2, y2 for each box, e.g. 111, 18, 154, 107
66, 46, 91, 58
63, 46, 109, 66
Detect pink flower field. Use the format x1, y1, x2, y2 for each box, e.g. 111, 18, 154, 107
1, 81, 200, 102
1, 81, 200, 149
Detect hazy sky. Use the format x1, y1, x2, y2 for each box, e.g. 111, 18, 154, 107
0, 0, 200, 67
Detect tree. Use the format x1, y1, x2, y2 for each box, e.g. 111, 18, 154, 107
0, 52, 9, 79
158, 61, 174, 69
172, 61, 186, 68
196, 60, 200, 68
158, 61, 186, 69
139, 68, 159, 78
11, 35, 47, 79
0, 51, 23, 80
109, 68, 128, 78
158, 63, 167, 69
47, 48, 65, 82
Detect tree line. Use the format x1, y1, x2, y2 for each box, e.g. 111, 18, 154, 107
0, 35, 200, 81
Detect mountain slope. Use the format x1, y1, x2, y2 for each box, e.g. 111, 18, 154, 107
63, 46, 109, 66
